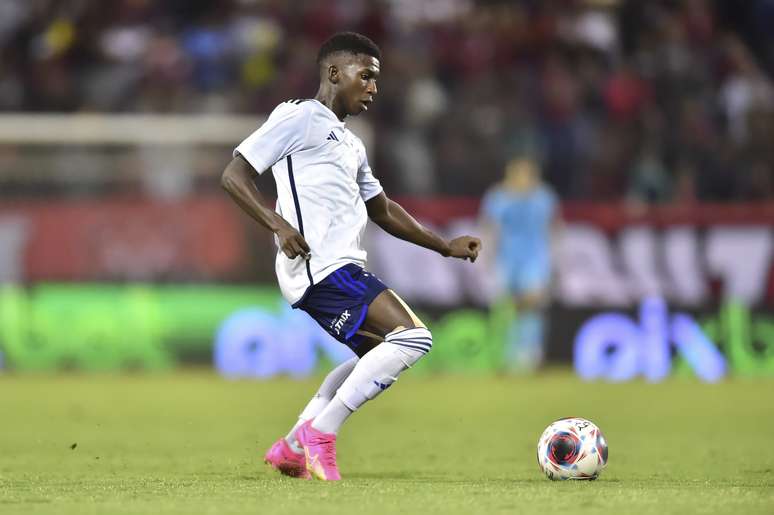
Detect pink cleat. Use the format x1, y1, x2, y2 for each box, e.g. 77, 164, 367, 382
296, 420, 341, 481
264, 438, 310, 479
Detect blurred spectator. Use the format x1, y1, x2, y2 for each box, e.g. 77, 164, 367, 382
719, 36, 774, 143
627, 142, 671, 205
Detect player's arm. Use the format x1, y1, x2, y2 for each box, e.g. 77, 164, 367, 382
478, 217, 499, 269
221, 155, 310, 259
549, 205, 564, 260
477, 188, 501, 268
365, 191, 481, 262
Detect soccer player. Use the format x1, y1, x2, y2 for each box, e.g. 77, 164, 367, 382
480, 156, 559, 372
221, 32, 481, 481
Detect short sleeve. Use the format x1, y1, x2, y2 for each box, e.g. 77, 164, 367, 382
356, 149, 383, 201
542, 186, 559, 217
233, 104, 310, 174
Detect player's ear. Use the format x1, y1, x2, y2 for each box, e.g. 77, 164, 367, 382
328, 65, 340, 84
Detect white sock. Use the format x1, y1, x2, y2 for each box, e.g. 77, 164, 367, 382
312, 327, 432, 434
309, 396, 353, 435
284, 356, 358, 451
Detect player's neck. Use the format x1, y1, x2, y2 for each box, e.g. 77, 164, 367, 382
504, 177, 538, 192
314, 87, 347, 121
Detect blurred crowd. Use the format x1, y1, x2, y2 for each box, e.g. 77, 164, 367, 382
1, 0, 774, 201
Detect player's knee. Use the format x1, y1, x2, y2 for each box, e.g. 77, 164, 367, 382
337, 328, 432, 409
385, 326, 433, 365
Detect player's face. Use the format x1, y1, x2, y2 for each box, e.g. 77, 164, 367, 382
505, 159, 539, 190
337, 54, 379, 116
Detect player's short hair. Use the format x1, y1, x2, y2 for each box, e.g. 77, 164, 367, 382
317, 32, 381, 65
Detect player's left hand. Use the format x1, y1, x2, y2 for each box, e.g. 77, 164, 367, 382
447, 236, 481, 262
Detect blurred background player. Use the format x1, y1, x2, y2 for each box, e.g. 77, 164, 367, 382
480, 156, 560, 372
222, 32, 481, 481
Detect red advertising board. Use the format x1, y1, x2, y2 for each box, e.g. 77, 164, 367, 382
0, 195, 249, 282
1, 196, 772, 308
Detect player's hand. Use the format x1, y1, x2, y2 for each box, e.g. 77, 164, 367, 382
446, 236, 481, 262
276, 223, 311, 260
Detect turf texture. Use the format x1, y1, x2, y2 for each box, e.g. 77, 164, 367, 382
0, 371, 772, 515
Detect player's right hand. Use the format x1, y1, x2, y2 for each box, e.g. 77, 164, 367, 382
276, 224, 311, 260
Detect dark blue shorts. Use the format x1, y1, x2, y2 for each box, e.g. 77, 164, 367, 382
292, 264, 388, 350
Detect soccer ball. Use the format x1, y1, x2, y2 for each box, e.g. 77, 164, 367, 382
537, 417, 608, 480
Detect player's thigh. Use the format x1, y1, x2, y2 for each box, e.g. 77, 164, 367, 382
351, 332, 382, 358
360, 289, 425, 338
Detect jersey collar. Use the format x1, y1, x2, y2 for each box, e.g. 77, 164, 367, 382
311, 99, 347, 126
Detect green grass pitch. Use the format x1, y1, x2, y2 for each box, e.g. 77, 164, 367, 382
1, 370, 772, 515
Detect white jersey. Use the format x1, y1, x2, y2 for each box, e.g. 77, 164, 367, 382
234, 99, 383, 305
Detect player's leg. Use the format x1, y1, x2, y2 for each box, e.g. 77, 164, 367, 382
265, 357, 359, 479
283, 325, 387, 446
298, 290, 430, 480
312, 289, 425, 432
506, 288, 548, 372
265, 335, 382, 479
284, 356, 359, 448
500, 259, 551, 372
358, 288, 425, 335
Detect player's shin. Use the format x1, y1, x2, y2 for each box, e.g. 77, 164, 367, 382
285, 356, 359, 449
312, 327, 432, 434
506, 310, 545, 372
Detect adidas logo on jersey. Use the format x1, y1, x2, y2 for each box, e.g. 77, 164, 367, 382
326, 131, 339, 142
